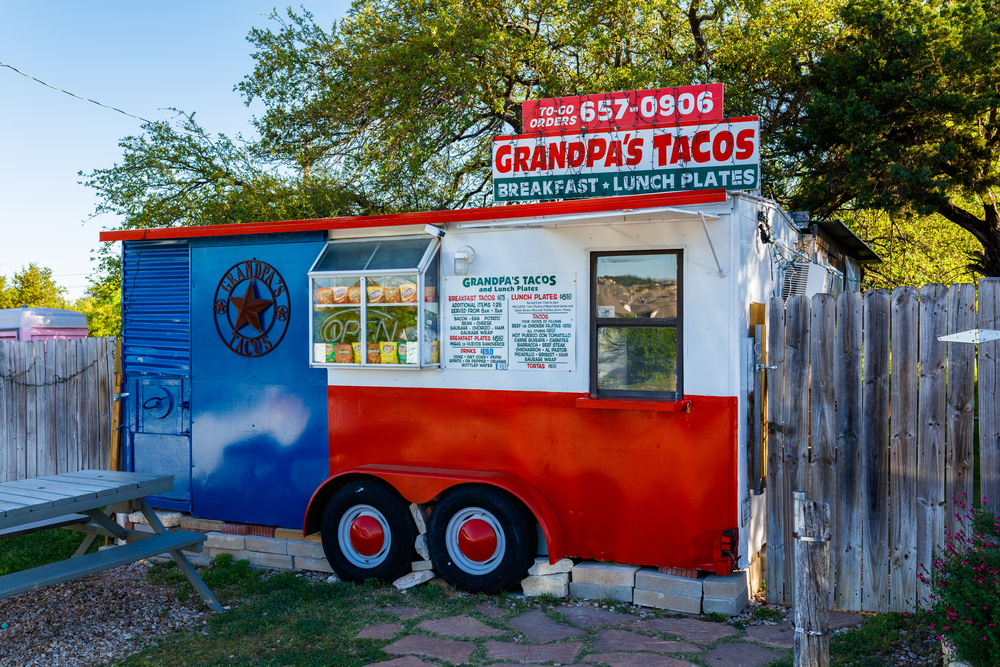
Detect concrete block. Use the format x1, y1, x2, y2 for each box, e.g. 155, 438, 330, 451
204, 532, 245, 550
635, 568, 703, 597
207, 547, 249, 561
572, 561, 640, 587
287, 541, 326, 559
274, 528, 322, 543
569, 581, 633, 603
128, 510, 185, 527
245, 536, 288, 555
415, 534, 430, 560
527, 557, 574, 576
633, 589, 702, 614
248, 551, 294, 570
703, 571, 749, 599
409, 503, 427, 534
180, 517, 224, 532
393, 570, 435, 590
703, 590, 749, 616
522, 573, 570, 597
412, 560, 434, 571
294, 556, 334, 573
132, 523, 154, 534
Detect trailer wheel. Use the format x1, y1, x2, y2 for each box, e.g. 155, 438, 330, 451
321, 479, 415, 584
427, 486, 535, 593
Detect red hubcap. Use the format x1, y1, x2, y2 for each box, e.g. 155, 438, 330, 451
457, 518, 498, 562
349, 515, 385, 556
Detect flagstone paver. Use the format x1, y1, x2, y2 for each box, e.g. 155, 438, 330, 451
476, 603, 509, 619
629, 618, 738, 643
357, 623, 404, 639
591, 629, 700, 654
419, 615, 508, 638
365, 656, 438, 667
387, 606, 424, 619
583, 652, 698, 667
829, 610, 864, 629
510, 610, 586, 642
382, 634, 476, 663
702, 642, 784, 667
555, 606, 634, 627
744, 623, 794, 649
484, 640, 585, 663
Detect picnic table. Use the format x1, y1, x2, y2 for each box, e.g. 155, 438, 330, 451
0, 470, 222, 612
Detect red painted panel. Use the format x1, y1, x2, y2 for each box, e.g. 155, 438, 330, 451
324, 386, 737, 570
99, 190, 728, 242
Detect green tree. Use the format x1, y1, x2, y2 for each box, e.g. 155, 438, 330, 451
0, 263, 69, 309
785, 0, 1000, 275
71, 278, 121, 338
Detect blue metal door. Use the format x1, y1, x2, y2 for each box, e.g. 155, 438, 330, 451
122, 240, 193, 511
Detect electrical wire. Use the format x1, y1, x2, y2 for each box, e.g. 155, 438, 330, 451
0, 60, 156, 125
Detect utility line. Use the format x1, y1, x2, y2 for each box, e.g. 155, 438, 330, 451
0, 59, 156, 125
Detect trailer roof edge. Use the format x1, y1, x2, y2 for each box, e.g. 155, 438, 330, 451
99, 190, 730, 242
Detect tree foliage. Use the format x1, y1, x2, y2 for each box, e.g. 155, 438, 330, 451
0, 263, 69, 310
786, 0, 1000, 274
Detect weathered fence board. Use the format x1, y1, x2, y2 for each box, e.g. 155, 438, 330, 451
917, 284, 948, 608
810, 293, 837, 601
835, 291, 863, 610
862, 289, 890, 612
946, 284, 976, 540
766, 297, 787, 605
0, 338, 115, 483
889, 286, 919, 612
981, 280, 1000, 509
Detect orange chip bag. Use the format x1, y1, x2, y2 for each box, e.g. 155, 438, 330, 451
367, 285, 384, 303
332, 286, 348, 304
316, 287, 336, 304
424, 286, 436, 303
367, 343, 381, 363
380, 341, 399, 364
334, 343, 353, 363
400, 282, 417, 303
384, 286, 401, 303
348, 286, 361, 303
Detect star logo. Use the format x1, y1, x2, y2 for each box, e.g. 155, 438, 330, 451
213, 259, 290, 357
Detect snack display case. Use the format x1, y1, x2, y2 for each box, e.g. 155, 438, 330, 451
307, 236, 440, 368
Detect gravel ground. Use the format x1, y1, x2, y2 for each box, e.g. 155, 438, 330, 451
0, 562, 210, 667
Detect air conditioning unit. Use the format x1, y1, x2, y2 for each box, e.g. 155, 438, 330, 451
781, 261, 843, 299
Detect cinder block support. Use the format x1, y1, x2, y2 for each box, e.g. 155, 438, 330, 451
570, 581, 633, 602
633, 589, 702, 614
572, 561, 640, 587
702, 571, 750, 616
522, 573, 570, 597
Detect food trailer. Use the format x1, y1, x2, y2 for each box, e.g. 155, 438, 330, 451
101, 85, 811, 594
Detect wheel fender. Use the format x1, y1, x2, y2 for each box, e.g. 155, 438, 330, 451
303, 465, 566, 563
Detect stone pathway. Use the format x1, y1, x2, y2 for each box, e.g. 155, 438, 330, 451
363, 603, 864, 667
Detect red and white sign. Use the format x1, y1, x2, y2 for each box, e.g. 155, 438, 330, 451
522, 83, 724, 135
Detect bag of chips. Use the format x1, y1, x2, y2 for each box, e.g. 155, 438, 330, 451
348, 286, 362, 304
316, 287, 335, 304
380, 341, 399, 364
399, 282, 417, 303
352, 342, 363, 363
430, 340, 439, 363
424, 286, 436, 303
398, 342, 408, 364
334, 343, 353, 363
313, 343, 330, 363
367, 285, 384, 303
332, 286, 348, 304
384, 286, 401, 303
367, 343, 381, 363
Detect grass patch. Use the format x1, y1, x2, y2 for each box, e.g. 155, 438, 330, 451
0, 529, 95, 576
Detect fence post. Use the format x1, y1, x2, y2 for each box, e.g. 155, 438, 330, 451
793, 490, 831, 667
766, 296, 787, 604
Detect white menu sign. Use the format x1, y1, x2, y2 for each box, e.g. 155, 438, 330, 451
445, 273, 576, 371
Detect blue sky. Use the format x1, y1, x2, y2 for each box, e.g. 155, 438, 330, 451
0, 1, 351, 299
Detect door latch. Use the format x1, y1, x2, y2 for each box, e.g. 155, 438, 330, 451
113, 392, 129, 402
756, 364, 777, 373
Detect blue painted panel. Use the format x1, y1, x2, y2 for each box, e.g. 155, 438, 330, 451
134, 433, 192, 503
122, 240, 191, 376
189, 234, 328, 528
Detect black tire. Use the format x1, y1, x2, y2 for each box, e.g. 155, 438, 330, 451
427, 485, 535, 593
320, 479, 415, 584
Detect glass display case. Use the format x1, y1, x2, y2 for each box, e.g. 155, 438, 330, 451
308, 236, 440, 368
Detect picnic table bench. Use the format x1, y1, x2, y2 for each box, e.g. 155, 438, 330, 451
0, 470, 222, 611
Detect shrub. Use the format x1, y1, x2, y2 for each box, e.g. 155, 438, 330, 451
920, 496, 1000, 666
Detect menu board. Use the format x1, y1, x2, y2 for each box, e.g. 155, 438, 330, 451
445, 273, 576, 371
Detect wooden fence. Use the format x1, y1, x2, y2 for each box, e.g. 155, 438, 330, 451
0, 338, 117, 483
763, 280, 1000, 612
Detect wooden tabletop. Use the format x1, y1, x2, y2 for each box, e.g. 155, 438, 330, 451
0, 470, 173, 532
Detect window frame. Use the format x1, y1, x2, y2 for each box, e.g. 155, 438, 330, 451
589, 249, 683, 399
